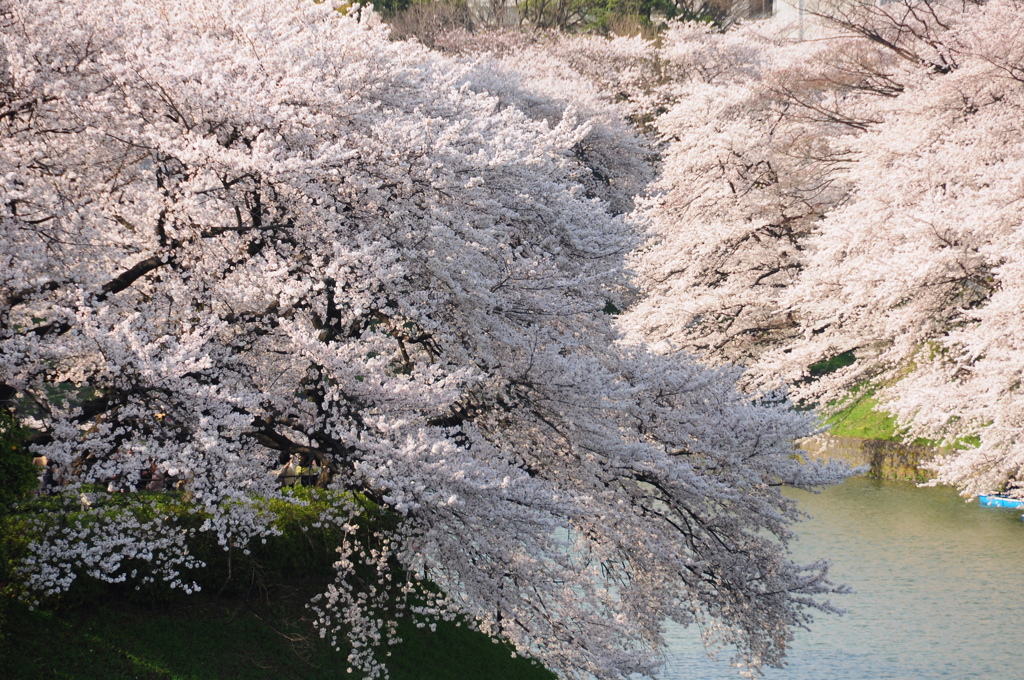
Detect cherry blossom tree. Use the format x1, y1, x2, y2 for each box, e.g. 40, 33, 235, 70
770, 0, 1024, 498
625, 1, 1024, 499
437, 30, 662, 216
0, 1, 848, 678
622, 19, 878, 371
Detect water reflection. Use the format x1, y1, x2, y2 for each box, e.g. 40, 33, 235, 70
659, 478, 1024, 679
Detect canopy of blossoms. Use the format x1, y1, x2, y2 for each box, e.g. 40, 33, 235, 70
0, 1, 848, 678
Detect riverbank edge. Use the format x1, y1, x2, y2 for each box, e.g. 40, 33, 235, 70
800, 435, 939, 482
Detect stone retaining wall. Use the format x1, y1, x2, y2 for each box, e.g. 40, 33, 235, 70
800, 435, 939, 482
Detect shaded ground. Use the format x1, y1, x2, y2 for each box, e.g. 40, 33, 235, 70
2, 584, 554, 680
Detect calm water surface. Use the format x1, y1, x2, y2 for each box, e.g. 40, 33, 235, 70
659, 477, 1024, 679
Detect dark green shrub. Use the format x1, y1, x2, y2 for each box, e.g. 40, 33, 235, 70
0, 410, 38, 638
0, 411, 35, 510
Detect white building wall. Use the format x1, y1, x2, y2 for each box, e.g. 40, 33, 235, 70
466, 0, 520, 27
772, 0, 832, 40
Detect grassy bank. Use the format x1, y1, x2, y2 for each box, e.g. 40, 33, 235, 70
824, 387, 978, 450
0, 483, 554, 680
2, 587, 554, 680
813, 381, 990, 482
824, 389, 900, 441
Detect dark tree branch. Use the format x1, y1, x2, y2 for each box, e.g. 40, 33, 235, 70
95, 255, 168, 302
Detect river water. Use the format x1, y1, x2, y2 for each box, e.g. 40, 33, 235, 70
659, 477, 1024, 679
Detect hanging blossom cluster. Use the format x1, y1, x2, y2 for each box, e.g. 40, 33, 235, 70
623, 0, 1024, 498
0, 1, 850, 678
19, 499, 205, 598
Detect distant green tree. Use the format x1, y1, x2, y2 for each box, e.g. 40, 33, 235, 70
371, 0, 415, 16
648, 0, 733, 22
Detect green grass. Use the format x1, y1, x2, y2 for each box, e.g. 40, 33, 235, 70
1, 589, 554, 680
824, 389, 901, 441
809, 351, 984, 450
1, 588, 554, 680
822, 385, 982, 451
805, 351, 904, 442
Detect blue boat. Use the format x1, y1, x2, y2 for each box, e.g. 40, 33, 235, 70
978, 494, 1024, 509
